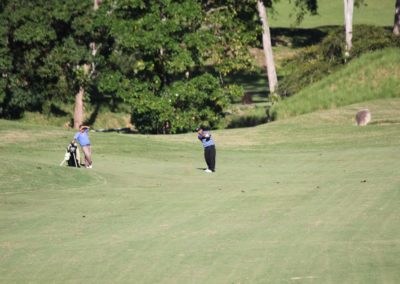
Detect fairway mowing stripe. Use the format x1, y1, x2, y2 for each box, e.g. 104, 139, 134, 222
0, 167, 108, 195
290, 276, 318, 281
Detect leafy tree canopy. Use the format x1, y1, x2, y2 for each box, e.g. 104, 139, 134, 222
94, 0, 252, 133
0, 0, 95, 118
0, 0, 319, 132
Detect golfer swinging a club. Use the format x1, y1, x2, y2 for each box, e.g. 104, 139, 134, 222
72, 125, 93, 169
196, 127, 216, 173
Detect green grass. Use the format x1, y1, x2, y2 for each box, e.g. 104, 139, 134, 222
20, 103, 132, 130
271, 48, 400, 120
1, 98, 400, 283
270, 0, 394, 28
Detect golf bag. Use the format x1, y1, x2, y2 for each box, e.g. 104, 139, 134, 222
60, 143, 81, 167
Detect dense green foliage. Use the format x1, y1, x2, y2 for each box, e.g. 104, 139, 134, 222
96, 0, 255, 133
279, 25, 400, 98
0, 0, 322, 133
0, 0, 96, 118
0, 0, 260, 133
0, 0, 396, 131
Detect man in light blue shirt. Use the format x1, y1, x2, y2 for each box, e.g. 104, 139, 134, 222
73, 125, 93, 168
196, 127, 216, 173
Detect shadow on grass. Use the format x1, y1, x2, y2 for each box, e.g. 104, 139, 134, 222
369, 119, 400, 126
271, 27, 328, 48
227, 114, 269, 129
94, 127, 137, 134
49, 104, 69, 117
84, 103, 101, 126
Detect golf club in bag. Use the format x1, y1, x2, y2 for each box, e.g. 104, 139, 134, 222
60, 142, 81, 167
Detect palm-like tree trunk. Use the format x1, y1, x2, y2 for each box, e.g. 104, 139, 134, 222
394, 0, 400, 35
257, 0, 278, 95
344, 0, 354, 57
94, 0, 101, 11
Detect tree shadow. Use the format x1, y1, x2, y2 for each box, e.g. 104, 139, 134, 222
49, 104, 68, 117
241, 91, 271, 104
227, 114, 269, 129
84, 103, 101, 126
271, 27, 329, 48
94, 127, 137, 134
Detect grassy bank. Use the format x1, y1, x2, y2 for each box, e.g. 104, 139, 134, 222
270, 48, 400, 120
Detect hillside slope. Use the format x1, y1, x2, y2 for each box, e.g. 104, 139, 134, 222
270, 48, 400, 120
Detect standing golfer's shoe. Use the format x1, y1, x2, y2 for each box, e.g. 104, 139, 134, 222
204, 169, 213, 173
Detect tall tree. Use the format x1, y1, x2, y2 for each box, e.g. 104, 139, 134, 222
257, 0, 317, 96
96, 0, 245, 133
0, 0, 96, 119
73, 0, 99, 129
394, 0, 400, 35
344, 0, 354, 57
257, 0, 278, 95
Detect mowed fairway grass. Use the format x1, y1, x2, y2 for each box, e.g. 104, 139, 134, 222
1, 99, 400, 283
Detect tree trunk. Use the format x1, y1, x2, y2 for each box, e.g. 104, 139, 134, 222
257, 0, 278, 95
73, 86, 84, 129
94, 0, 101, 11
344, 0, 354, 56
73, 1, 100, 129
394, 0, 400, 35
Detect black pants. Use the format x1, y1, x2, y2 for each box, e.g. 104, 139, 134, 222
204, 145, 216, 172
